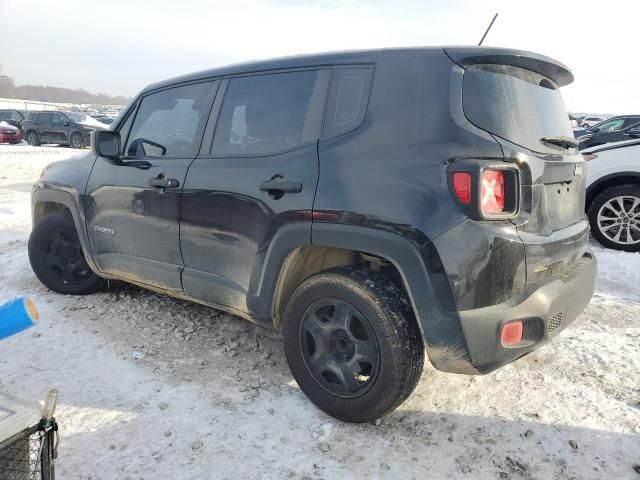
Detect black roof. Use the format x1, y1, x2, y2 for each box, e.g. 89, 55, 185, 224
141, 46, 574, 94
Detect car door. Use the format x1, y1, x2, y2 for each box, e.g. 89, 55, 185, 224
180, 70, 329, 315
85, 81, 217, 292
37, 112, 53, 142
51, 112, 70, 144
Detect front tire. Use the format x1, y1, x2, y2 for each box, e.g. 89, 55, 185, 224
28, 211, 105, 294
26, 131, 40, 146
283, 266, 424, 422
588, 184, 640, 252
70, 132, 85, 149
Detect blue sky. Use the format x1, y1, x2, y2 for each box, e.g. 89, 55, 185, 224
1, 0, 637, 113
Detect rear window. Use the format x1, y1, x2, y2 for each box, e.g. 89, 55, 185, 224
463, 64, 573, 153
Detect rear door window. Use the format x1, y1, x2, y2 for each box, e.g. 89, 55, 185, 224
125, 82, 213, 158
212, 70, 317, 156
322, 67, 372, 139
463, 64, 573, 153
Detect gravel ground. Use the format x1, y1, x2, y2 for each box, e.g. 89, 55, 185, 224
0, 144, 638, 479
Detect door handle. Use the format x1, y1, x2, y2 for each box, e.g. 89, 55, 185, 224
259, 178, 302, 194
148, 173, 180, 189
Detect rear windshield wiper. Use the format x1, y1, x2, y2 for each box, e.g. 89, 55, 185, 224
540, 136, 578, 149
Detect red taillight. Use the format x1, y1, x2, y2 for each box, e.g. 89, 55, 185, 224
480, 170, 505, 214
452, 172, 471, 204
501, 321, 523, 346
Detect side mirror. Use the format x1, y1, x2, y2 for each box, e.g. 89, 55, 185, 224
91, 130, 121, 158
63, 122, 69, 127
626, 128, 640, 138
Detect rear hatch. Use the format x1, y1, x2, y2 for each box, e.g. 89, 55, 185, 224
448, 48, 589, 288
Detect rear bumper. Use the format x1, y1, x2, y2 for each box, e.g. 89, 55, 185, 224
434, 251, 596, 374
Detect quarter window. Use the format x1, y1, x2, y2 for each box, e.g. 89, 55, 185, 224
323, 67, 372, 139
212, 71, 317, 156
125, 82, 213, 158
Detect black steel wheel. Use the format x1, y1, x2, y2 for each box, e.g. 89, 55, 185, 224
29, 212, 105, 294
283, 266, 424, 423
70, 132, 84, 149
299, 298, 380, 398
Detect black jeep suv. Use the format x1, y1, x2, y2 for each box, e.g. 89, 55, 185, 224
28, 47, 597, 422
22, 111, 105, 148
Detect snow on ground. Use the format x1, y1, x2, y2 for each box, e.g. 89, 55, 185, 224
0, 143, 638, 479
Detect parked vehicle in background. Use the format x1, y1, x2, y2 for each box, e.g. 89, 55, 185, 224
22, 111, 107, 148
578, 115, 640, 150
0, 109, 29, 134
28, 47, 596, 422
0, 121, 22, 144
580, 116, 606, 128
91, 114, 114, 124
584, 138, 640, 251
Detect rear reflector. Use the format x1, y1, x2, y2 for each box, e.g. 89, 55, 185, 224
480, 170, 505, 214
452, 172, 471, 204
501, 321, 523, 346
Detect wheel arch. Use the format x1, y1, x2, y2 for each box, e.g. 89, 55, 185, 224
249, 222, 474, 374
586, 172, 640, 209
32, 188, 100, 274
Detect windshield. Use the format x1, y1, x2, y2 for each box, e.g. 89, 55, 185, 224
463, 64, 573, 153
64, 112, 106, 126
65, 112, 89, 122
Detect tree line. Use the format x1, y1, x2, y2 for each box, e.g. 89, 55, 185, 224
0, 65, 129, 106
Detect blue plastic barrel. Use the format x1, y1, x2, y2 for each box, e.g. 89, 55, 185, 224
0, 297, 39, 340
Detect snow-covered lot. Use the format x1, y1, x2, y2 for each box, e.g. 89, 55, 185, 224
0, 144, 638, 479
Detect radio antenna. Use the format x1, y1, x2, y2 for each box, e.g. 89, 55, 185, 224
478, 13, 498, 46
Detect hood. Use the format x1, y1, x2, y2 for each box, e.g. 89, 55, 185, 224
0, 121, 19, 131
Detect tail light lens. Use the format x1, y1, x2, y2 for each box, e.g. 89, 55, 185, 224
480, 170, 505, 214
452, 172, 471, 204
448, 162, 519, 220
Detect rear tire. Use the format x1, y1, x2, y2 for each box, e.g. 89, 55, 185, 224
28, 211, 105, 294
587, 184, 640, 252
26, 131, 40, 146
283, 266, 424, 422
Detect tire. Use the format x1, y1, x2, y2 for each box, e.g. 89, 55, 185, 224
587, 184, 640, 252
70, 132, 84, 149
283, 266, 424, 422
26, 130, 40, 146
28, 211, 105, 294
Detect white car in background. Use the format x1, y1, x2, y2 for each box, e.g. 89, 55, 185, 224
584, 138, 640, 251
581, 116, 606, 128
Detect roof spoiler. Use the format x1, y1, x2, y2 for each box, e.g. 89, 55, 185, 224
444, 47, 574, 87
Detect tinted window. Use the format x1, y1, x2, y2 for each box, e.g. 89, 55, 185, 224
126, 82, 212, 158
212, 71, 317, 156
39, 113, 53, 123
323, 67, 372, 139
53, 113, 67, 125
623, 117, 640, 128
10, 111, 21, 121
463, 64, 573, 153
0, 112, 9, 120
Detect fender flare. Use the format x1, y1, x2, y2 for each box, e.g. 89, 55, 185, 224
31, 187, 100, 275
249, 222, 474, 373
